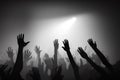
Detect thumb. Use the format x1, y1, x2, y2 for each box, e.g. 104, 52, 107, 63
62, 46, 65, 50
24, 41, 30, 46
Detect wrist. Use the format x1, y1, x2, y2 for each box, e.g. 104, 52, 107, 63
19, 46, 24, 49
85, 56, 89, 59
66, 49, 70, 53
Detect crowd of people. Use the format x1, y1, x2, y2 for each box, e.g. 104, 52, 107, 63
0, 34, 120, 80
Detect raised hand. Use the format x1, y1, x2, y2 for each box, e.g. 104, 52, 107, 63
77, 47, 88, 59
62, 39, 80, 80
54, 39, 59, 50
88, 39, 113, 71
17, 34, 30, 48
10, 34, 29, 80
7, 47, 14, 60
87, 39, 97, 48
35, 46, 42, 56
24, 49, 32, 63
62, 39, 70, 52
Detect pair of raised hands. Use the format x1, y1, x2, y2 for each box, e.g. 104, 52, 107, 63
6, 34, 30, 61
62, 39, 97, 59
77, 39, 97, 59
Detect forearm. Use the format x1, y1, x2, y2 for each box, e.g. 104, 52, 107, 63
38, 55, 41, 67
12, 47, 23, 74
11, 58, 14, 65
66, 50, 77, 67
54, 49, 58, 66
66, 50, 80, 80
86, 57, 107, 75
91, 47, 112, 69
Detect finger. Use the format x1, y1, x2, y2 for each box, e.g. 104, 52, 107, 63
26, 41, 30, 45
17, 35, 19, 40
20, 34, 22, 38
23, 34, 24, 39
62, 41, 65, 45
62, 46, 65, 50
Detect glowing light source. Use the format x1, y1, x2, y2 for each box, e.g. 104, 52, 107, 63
53, 17, 77, 36
30, 15, 98, 58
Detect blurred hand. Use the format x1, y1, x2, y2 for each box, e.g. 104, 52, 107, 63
24, 49, 32, 62
88, 39, 97, 48
62, 39, 70, 52
35, 46, 42, 56
7, 47, 14, 59
54, 39, 59, 50
77, 47, 88, 59
17, 34, 30, 48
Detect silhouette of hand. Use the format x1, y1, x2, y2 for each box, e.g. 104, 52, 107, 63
7, 47, 14, 59
24, 49, 32, 62
35, 46, 42, 56
88, 39, 97, 48
17, 34, 30, 48
77, 47, 88, 59
54, 39, 59, 50
62, 39, 70, 52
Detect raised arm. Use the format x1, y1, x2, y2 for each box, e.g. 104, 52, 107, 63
34, 46, 42, 67
77, 47, 107, 75
62, 39, 80, 80
53, 39, 59, 67
11, 34, 29, 80
88, 39, 113, 71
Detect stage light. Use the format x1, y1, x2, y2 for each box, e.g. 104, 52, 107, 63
29, 15, 98, 58
54, 17, 77, 36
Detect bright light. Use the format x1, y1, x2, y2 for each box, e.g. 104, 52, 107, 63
53, 17, 77, 37
29, 15, 100, 59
